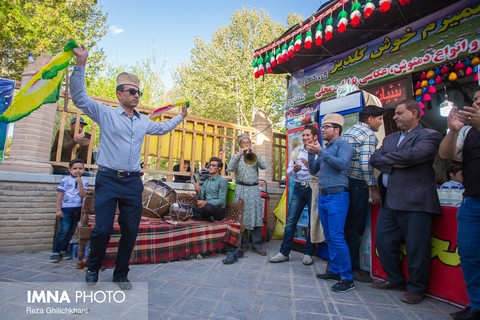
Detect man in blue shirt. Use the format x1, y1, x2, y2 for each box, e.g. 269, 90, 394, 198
307, 113, 354, 293
71, 44, 187, 290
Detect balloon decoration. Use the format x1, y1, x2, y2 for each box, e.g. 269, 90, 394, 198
414, 57, 479, 110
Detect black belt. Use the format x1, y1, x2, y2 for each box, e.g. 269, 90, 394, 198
98, 167, 144, 178
319, 187, 349, 195
295, 181, 310, 187
237, 181, 259, 186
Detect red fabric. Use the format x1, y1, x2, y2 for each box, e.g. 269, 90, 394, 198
371, 205, 469, 307
88, 216, 241, 267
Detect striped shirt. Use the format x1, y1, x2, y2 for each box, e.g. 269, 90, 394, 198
342, 122, 378, 186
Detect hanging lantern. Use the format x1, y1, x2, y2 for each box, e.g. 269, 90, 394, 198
288, 40, 295, 58
350, 2, 362, 28
426, 70, 435, 79
415, 88, 422, 96
337, 9, 348, 33
364, 0, 375, 18
258, 57, 265, 76
434, 69, 441, 77
282, 44, 289, 62
428, 79, 435, 85
448, 72, 457, 81
266, 60, 272, 74
270, 52, 277, 68
419, 102, 426, 110
471, 57, 480, 66
315, 23, 323, 46
416, 96, 423, 102
253, 59, 259, 79
465, 67, 473, 76
415, 82, 421, 90
422, 87, 428, 94
455, 62, 465, 71
420, 72, 427, 80
325, 17, 333, 41
474, 73, 479, 82
474, 66, 479, 73
379, 0, 392, 13
304, 30, 313, 49
423, 93, 431, 101
276, 48, 283, 64
294, 34, 302, 51
458, 69, 465, 78
441, 66, 450, 75
421, 80, 428, 88
464, 59, 472, 67
435, 75, 442, 84
428, 85, 436, 94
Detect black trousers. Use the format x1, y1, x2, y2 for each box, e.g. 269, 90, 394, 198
375, 198, 433, 294
88, 171, 143, 279
345, 178, 369, 270
192, 203, 225, 221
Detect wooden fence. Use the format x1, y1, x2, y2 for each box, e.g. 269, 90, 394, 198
50, 95, 276, 181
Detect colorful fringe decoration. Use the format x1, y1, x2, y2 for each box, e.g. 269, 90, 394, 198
0, 40, 78, 123
148, 101, 190, 119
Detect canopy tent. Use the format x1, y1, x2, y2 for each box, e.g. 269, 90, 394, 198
253, 0, 468, 77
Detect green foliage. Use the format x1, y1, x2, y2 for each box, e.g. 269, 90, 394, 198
173, 7, 302, 130
0, 0, 107, 81
86, 54, 166, 109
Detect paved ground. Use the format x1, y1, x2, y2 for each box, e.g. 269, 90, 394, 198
0, 240, 461, 320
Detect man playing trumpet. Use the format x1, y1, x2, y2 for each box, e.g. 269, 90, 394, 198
228, 133, 267, 256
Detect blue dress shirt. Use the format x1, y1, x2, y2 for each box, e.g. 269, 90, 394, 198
70, 66, 184, 171
307, 137, 353, 189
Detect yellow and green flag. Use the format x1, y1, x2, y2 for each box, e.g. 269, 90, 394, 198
0, 40, 78, 123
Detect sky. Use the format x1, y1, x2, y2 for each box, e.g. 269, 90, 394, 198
96, 0, 328, 90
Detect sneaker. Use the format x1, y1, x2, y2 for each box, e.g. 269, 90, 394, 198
302, 255, 314, 265
316, 271, 341, 281
61, 251, 72, 260
49, 253, 61, 263
332, 278, 355, 292
269, 252, 289, 263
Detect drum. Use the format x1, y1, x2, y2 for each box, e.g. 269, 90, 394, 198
142, 179, 177, 219
169, 203, 193, 222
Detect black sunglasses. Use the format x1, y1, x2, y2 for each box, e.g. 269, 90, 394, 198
122, 89, 143, 97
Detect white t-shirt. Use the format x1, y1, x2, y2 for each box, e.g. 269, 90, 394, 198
453, 125, 472, 162
57, 175, 88, 208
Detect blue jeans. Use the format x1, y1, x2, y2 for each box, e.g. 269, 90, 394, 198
88, 171, 143, 279
280, 184, 315, 256
53, 207, 81, 253
457, 196, 480, 310
345, 178, 369, 270
318, 191, 353, 280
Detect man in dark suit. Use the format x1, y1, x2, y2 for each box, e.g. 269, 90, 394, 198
370, 99, 442, 304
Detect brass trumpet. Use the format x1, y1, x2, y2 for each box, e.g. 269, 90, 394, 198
244, 150, 258, 166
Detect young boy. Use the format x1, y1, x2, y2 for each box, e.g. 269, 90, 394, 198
50, 159, 88, 263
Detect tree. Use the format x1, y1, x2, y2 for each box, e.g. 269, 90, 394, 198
0, 0, 107, 80
85, 54, 167, 109
173, 7, 303, 130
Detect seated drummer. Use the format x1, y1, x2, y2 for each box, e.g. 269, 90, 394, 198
193, 157, 228, 222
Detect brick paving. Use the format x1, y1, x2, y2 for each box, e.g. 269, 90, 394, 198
0, 240, 461, 320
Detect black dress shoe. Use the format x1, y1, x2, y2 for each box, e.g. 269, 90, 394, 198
85, 270, 98, 286
113, 277, 132, 290
451, 307, 480, 320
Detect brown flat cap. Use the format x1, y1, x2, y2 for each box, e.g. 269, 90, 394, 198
322, 113, 345, 127
116, 72, 140, 88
